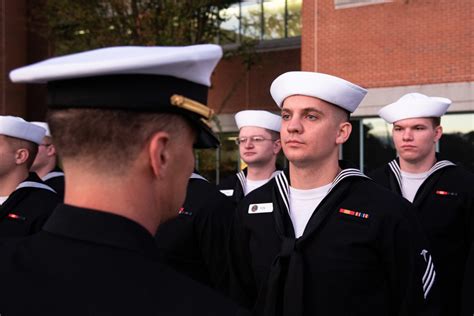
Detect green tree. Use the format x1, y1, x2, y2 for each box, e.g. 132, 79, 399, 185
30, 0, 236, 55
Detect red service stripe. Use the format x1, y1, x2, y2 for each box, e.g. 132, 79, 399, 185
339, 208, 369, 219
7, 213, 25, 220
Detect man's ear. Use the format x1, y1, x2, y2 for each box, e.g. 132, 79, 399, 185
273, 139, 282, 155
335, 122, 352, 145
434, 125, 443, 143
148, 131, 171, 179
46, 144, 57, 157
15, 148, 29, 165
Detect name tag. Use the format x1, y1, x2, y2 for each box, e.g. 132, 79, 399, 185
220, 189, 234, 196
248, 203, 273, 214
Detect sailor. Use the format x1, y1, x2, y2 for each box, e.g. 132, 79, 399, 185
30, 121, 65, 200
155, 170, 236, 290
369, 92, 474, 316
0, 115, 59, 237
218, 110, 282, 202
1, 45, 248, 316
228, 72, 437, 316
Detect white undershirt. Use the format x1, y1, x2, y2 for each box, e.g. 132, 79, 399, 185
245, 179, 269, 195
400, 170, 430, 203
0, 196, 8, 205
289, 183, 332, 238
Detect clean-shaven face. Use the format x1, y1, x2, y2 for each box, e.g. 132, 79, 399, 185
238, 126, 280, 167
392, 117, 442, 165
281, 95, 349, 168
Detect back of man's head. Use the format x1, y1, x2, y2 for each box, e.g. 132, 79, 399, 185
48, 108, 190, 175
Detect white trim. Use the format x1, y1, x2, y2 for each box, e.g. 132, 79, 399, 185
190, 173, 208, 182
275, 168, 368, 215
42, 171, 64, 181
236, 171, 246, 194
16, 181, 56, 193
388, 159, 456, 192
335, 0, 393, 9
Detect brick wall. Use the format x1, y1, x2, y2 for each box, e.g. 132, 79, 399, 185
302, 0, 473, 88
209, 47, 301, 114
0, 0, 28, 116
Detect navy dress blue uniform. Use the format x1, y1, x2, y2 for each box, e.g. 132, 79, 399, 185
0, 204, 248, 316
370, 157, 474, 316
5, 44, 250, 315
42, 166, 65, 201
218, 168, 282, 203
228, 165, 437, 316
218, 169, 248, 203
0, 172, 59, 237
155, 173, 236, 289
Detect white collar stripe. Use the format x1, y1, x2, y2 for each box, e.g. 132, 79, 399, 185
275, 173, 290, 214
42, 171, 65, 181
276, 168, 367, 213
388, 160, 403, 189
328, 168, 368, 195
190, 173, 208, 182
428, 160, 455, 176
237, 171, 246, 192
16, 181, 56, 193
391, 159, 455, 187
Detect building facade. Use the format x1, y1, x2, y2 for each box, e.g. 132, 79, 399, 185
206, 0, 474, 182
1, 0, 472, 181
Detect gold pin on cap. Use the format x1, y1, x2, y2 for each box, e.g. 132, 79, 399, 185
170, 94, 214, 120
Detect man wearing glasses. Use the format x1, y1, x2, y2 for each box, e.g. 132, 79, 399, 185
0, 116, 60, 237
218, 110, 282, 203
30, 122, 65, 200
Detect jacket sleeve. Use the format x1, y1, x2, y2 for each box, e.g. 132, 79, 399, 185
379, 203, 440, 316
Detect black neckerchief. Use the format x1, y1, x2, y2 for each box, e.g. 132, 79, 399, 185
387, 157, 456, 207
258, 163, 368, 316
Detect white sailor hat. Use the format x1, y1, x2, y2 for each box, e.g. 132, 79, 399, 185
378, 93, 452, 124
31, 122, 51, 137
235, 110, 281, 132
270, 71, 367, 113
0, 116, 46, 144
9, 45, 223, 148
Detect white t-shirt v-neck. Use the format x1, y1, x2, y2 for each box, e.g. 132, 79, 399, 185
289, 183, 332, 238
400, 170, 430, 203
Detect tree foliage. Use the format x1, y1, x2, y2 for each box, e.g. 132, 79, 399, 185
29, 0, 236, 55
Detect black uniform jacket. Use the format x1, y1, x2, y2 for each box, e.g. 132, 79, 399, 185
228, 165, 437, 316
461, 244, 474, 316
42, 166, 65, 201
218, 168, 248, 203
0, 204, 249, 316
155, 173, 236, 289
218, 168, 282, 203
0, 172, 59, 238
370, 158, 474, 316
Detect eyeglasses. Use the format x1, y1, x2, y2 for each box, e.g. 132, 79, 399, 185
235, 136, 276, 145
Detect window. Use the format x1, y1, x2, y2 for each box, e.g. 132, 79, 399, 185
219, 0, 302, 44
342, 113, 474, 173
